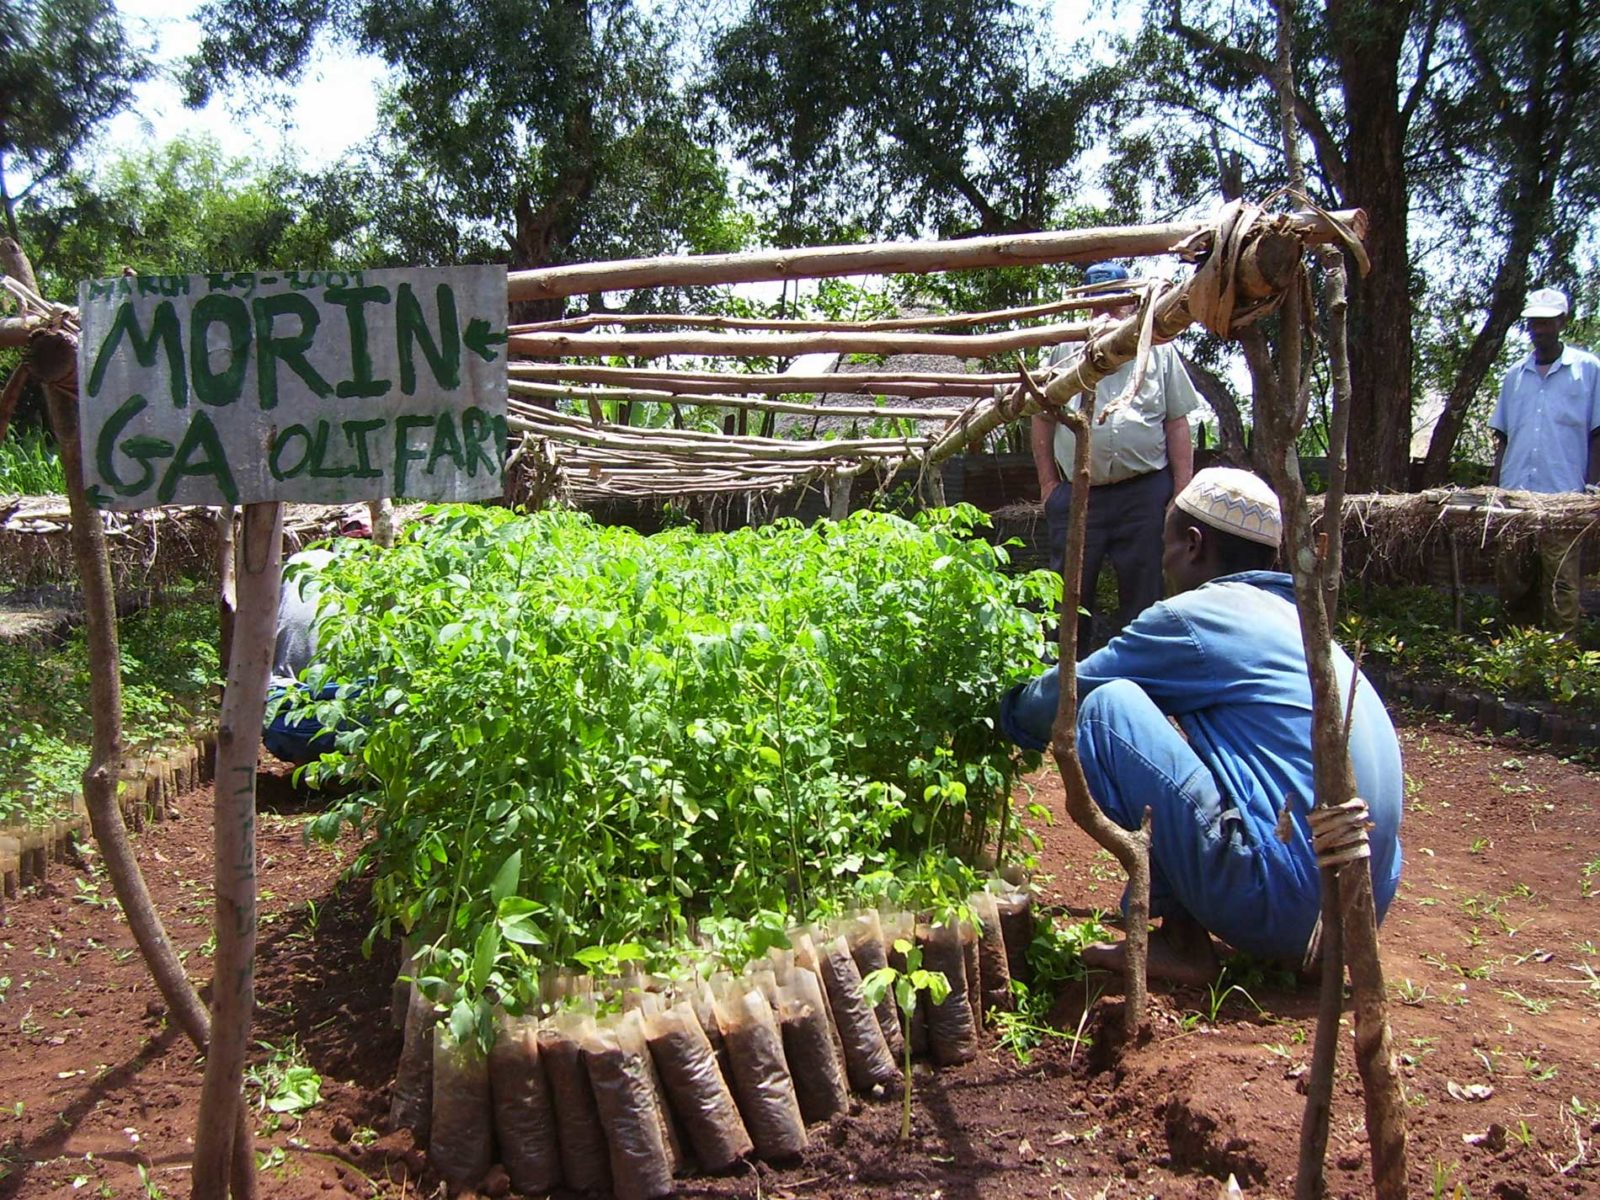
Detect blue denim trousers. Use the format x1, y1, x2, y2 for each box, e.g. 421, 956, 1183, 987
262, 682, 348, 765
1076, 679, 1292, 957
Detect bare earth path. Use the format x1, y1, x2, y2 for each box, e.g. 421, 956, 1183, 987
1, 716, 1597, 1199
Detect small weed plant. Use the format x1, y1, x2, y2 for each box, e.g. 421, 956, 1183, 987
1341, 584, 1600, 715
863, 938, 952, 1140
0, 426, 65, 495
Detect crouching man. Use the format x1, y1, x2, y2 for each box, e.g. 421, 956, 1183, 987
999, 468, 1403, 983
263, 513, 369, 766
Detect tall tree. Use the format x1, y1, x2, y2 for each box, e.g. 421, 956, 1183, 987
0, 0, 150, 242
1415, 0, 1599, 484
1107, 0, 1600, 491
182, 0, 743, 317
705, 0, 1106, 245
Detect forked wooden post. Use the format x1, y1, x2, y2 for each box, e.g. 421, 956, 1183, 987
1043, 379, 1152, 1037
9, 236, 259, 1200
1259, 1, 1408, 1193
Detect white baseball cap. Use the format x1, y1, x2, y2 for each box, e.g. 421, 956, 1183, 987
1522, 288, 1569, 319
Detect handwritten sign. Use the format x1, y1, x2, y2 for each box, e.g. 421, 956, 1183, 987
76, 266, 509, 509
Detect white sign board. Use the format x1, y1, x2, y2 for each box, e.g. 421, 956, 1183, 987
77, 266, 508, 510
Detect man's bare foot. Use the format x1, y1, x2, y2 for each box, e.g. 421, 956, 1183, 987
1079, 919, 1220, 987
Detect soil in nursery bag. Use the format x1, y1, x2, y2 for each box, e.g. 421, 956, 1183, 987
429, 1024, 494, 1189
788, 928, 849, 1066
842, 910, 904, 1059
390, 982, 436, 1140
488, 1013, 563, 1195
971, 889, 1013, 1017
774, 967, 850, 1125
584, 1013, 676, 1200
961, 919, 983, 1031
538, 1012, 614, 1193
993, 880, 1035, 984
920, 921, 978, 1066
816, 934, 901, 1094
713, 980, 808, 1162
645, 1000, 753, 1171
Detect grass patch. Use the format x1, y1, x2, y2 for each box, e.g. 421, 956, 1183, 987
0, 586, 219, 826
0, 426, 65, 495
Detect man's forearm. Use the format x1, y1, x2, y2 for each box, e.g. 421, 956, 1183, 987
1165, 416, 1193, 493
1588, 430, 1600, 487
1031, 413, 1062, 499
1490, 432, 1505, 487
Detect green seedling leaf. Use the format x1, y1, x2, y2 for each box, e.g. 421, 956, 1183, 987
490, 850, 522, 904
862, 966, 896, 1007
472, 923, 500, 992
264, 1065, 322, 1115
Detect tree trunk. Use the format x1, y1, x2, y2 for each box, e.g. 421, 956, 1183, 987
1181, 353, 1250, 465
1419, 12, 1575, 487
1328, 0, 1415, 494
190, 503, 282, 1200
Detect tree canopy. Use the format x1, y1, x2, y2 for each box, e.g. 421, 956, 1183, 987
182, 0, 746, 318
0, 0, 150, 241
17, 135, 378, 299
706, 0, 1106, 245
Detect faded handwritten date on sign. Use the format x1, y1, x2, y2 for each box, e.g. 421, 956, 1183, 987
76, 266, 509, 510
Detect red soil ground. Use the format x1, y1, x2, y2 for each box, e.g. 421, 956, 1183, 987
2, 713, 1598, 1199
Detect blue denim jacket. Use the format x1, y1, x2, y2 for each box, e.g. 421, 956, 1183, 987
1001, 571, 1404, 946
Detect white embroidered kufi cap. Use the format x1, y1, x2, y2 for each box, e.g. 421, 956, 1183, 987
1173, 467, 1282, 548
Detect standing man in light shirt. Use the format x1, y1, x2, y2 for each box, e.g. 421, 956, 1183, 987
1488, 286, 1600, 634
1032, 262, 1199, 655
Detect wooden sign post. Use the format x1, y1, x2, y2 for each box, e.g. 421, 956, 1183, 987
76, 265, 508, 1199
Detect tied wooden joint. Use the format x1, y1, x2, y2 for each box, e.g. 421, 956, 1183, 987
1306, 798, 1373, 868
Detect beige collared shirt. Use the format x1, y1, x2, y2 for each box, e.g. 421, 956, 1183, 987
1048, 343, 1200, 485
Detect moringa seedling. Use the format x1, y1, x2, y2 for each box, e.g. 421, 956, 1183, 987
863, 938, 951, 1142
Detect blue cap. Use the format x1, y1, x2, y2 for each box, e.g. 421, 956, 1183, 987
1085, 262, 1130, 286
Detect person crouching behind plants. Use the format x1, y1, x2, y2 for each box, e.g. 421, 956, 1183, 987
997, 468, 1404, 984
263, 512, 370, 766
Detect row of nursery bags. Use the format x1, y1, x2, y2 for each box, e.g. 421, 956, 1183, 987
390, 887, 1033, 1198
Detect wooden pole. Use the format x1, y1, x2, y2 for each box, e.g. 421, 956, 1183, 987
216, 507, 237, 671
1046, 380, 1152, 1039
508, 363, 1011, 396
509, 380, 966, 421
190, 502, 282, 1200
369, 497, 397, 548
507, 209, 1367, 302
510, 289, 1141, 334
509, 411, 931, 460
829, 474, 854, 520
508, 321, 1090, 361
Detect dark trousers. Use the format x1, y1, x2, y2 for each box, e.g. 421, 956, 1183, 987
1045, 466, 1173, 657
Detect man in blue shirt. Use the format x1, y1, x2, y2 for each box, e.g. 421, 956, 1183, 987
1489, 287, 1600, 634
999, 468, 1404, 984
